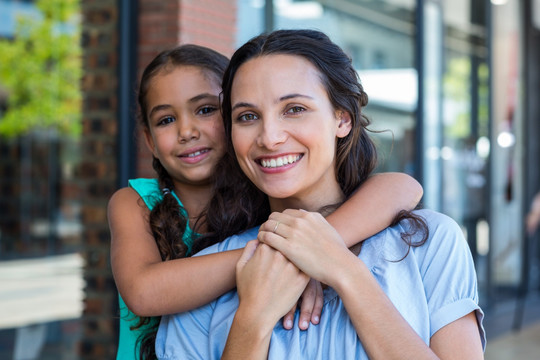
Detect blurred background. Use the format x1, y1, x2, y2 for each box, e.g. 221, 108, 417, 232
0, 0, 539, 358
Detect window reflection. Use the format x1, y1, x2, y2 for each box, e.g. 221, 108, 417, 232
0, 0, 84, 358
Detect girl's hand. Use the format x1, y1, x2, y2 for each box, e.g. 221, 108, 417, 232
235, 240, 310, 329
257, 209, 356, 287
282, 278, 323, 330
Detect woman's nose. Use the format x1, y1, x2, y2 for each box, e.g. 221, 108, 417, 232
256, 118, 286, 149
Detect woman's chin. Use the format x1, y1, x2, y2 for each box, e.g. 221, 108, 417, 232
263, 188, 298, 201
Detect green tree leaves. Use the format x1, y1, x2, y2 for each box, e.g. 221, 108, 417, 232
0, 0, 81, 137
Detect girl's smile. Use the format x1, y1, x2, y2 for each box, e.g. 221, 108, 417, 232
144, 65, 226, 188
178, 146, 212, 164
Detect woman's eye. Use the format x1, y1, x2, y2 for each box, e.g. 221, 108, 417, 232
157, 116, 175, 126
197, 106, 217, 116
285, 106, 305, 115
237, 113, 258, 122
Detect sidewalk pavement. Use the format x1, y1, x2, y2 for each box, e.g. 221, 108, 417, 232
483, 290, 540, 360
485, 321, 540, 360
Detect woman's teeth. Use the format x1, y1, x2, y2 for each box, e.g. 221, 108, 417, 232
260, 155, 301, 168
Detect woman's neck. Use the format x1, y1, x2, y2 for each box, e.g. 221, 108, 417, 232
268, 185, 345, 214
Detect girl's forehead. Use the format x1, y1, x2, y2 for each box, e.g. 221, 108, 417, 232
151, 65, 220, 89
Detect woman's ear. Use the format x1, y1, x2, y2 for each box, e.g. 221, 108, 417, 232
336, 110, 352, 138
143, 129, 158, 157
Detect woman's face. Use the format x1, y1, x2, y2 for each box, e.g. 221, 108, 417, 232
144, 65, 226, 188
230, 54, 352, 210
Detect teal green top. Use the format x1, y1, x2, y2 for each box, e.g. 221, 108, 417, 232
116, 178, 195, 360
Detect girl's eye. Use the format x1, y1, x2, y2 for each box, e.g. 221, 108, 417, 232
285, 106, 306, 115
157, 116, 175, 126
236, 113, 258, 122
197, 106, 217, 116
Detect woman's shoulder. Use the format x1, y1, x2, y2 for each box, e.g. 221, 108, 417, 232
414, 208, 459, 226
408, 209, 472, 268
365, 209, 469, 267
394, 209, 464, 246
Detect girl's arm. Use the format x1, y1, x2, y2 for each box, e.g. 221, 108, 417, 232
109, 187, 242, 316
326, 172, 422, 247
110, 172, 421, 317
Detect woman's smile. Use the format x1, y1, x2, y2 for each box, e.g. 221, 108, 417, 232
257, 153, 303, 171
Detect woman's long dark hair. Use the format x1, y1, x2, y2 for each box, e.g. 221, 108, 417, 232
205, 29, 428, 259
134, 44, 230, 360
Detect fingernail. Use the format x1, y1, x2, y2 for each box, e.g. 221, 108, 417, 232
313, 316, 319, 323
286, 319, 293, 329
302, 320, 308, 329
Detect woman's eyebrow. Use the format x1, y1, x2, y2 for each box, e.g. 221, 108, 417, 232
231, 102, 255, 112
278, 93, 314, 102
232, 94, 314, 112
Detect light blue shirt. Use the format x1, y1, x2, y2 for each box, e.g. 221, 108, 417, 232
156, 209, 486, 359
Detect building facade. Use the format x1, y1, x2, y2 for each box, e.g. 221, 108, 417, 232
0, 0, 539, 358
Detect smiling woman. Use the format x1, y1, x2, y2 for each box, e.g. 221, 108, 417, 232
230, 54, 351, 208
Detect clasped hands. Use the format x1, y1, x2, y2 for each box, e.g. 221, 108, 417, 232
235, 209, 352, 331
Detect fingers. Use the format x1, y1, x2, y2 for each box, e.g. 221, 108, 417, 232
298, 279, 323, 330
258, 215, 291, 254
237, 240, 259, 270
282, 305, 296, 330
311, 280, 324, 325
262, 216, 289, 237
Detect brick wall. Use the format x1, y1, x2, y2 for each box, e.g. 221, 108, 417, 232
80, 0, 119, 357
136, 0, 237, 178
77, 1, 238, 357
136, 0, 181, 178
178, 0, 237, 57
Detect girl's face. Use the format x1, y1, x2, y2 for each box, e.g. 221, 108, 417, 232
144, 65, 226, 188
230, 54, 352, 210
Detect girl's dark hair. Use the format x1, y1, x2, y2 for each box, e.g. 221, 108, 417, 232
205, 29, 428, 255
135, 44, 229, 360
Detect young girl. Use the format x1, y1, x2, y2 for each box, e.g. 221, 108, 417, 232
108, 44, 424, 359
155, 30, 485, 359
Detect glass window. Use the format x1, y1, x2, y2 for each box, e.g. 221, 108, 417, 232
488, 0, 525, 296
439, 0, 490, 301
0, 0, 84, 358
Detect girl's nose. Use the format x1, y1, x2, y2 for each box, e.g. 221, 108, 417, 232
177, 117, 200, 143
